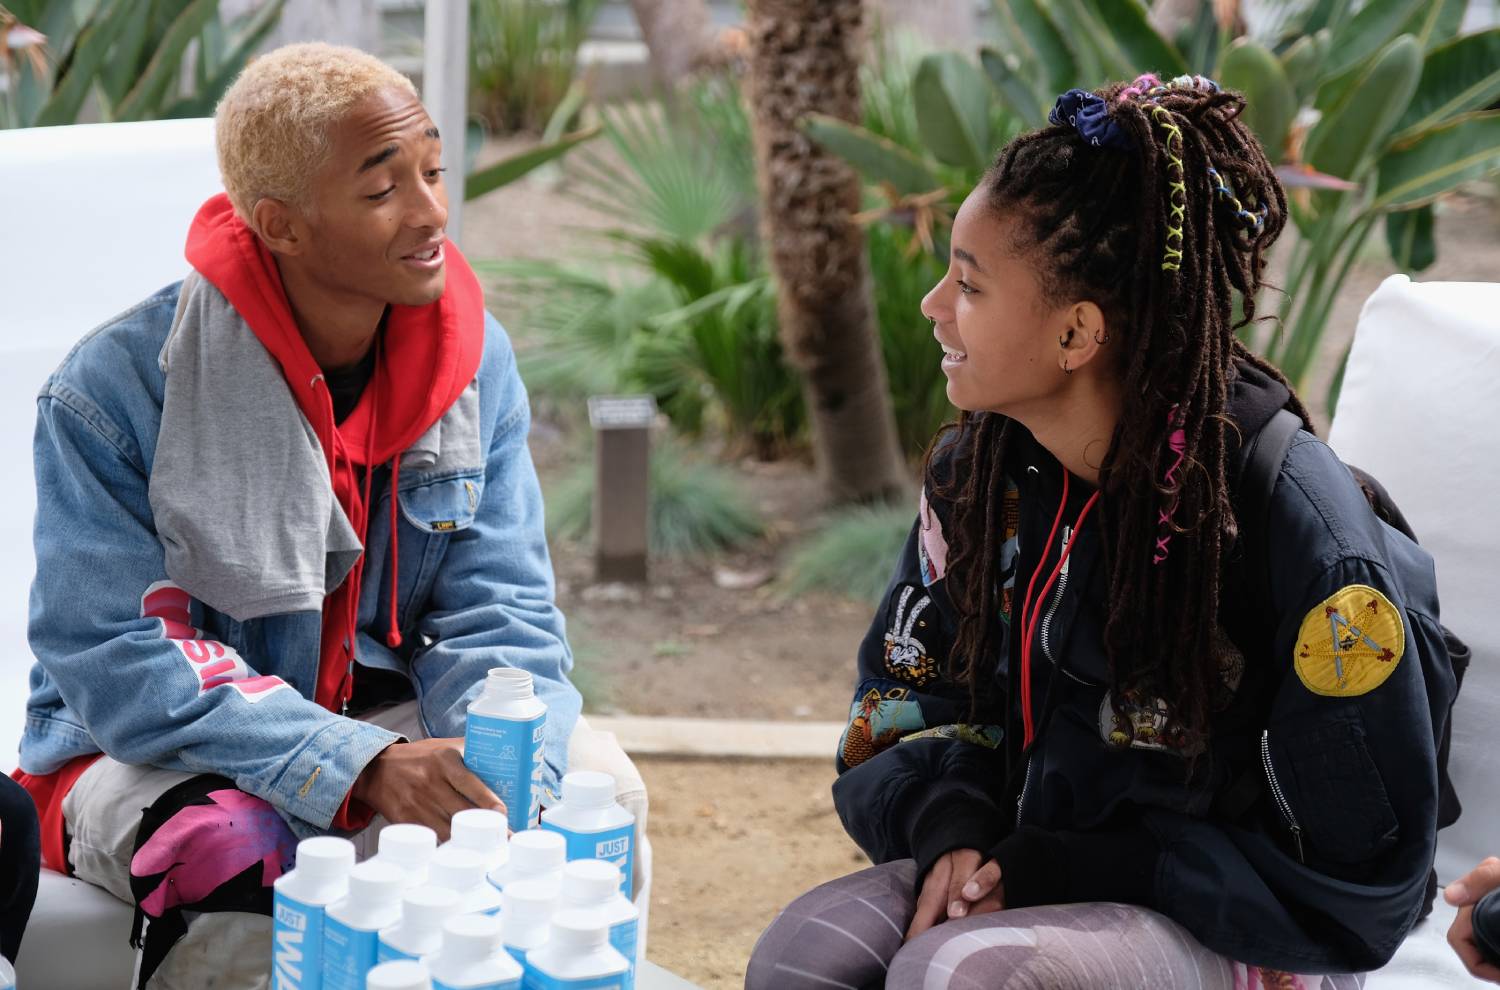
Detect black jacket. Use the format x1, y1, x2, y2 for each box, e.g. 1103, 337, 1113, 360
831, 364, 1454, 972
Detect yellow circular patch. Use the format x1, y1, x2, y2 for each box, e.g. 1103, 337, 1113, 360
1294, 584, 1405, 697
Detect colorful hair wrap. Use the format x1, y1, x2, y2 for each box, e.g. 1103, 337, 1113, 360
1153, 405, 1189, 565
1206, 166, 1267, 234
1150, 105, 1186, 272
1049, 88, 1132, 150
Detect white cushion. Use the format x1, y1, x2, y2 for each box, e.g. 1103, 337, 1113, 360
1329, 275, 1500, 986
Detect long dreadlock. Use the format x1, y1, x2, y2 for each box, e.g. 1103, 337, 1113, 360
931, 79, 1314, 740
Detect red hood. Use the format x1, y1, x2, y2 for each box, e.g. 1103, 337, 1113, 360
184, 193, 484, 465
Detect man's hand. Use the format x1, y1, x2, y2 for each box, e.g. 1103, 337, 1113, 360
908, 849, 987, 941
352, 738, 505, 841
1447, 857, 1500, 984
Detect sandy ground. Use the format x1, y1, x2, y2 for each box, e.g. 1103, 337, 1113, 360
461, 147, 1500, 987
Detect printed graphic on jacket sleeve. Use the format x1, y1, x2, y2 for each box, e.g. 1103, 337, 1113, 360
998, 481, 1020, 621
883, 586, 940, 687
917, 488, 949, 586
142, 581, 290, 703
839, 685, 926, 768
1293, 584, 1405, 698
899, 723, 1003, 749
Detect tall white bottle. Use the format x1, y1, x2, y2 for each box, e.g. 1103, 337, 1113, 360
499, 877, 559, 969
272, 836, 356, 990
445, 808, 510, 876
522, 910, 629, 990
464, 668, 547, 832
322, 860, 406, 990
378, 886, 462, 964
0, 955, 15, 990
366, 959, 432, 990
540, 772, 635, 899
429, 846, 504, 916
488, 829, 565, 895
429, 914, 524, 990
559, 860, 639, 990
372, 824, 439, 889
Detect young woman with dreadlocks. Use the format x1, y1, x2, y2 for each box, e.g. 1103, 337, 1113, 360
746, 75, 1454, 989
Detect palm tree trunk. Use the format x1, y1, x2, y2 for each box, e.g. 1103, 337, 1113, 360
628, 0, 720, 88
743, 0, 909, 504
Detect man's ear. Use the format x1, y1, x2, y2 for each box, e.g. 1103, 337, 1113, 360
250, 198, 304, 256
1058, 300, 1111, 373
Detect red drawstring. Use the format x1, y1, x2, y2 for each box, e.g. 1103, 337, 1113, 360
1016, 470, 1101, 748
386, 454, 403, 648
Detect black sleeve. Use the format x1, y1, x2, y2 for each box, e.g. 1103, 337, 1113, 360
988, 823, 1163, 909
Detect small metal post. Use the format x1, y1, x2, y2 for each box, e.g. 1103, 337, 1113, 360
588, 395, 657, 584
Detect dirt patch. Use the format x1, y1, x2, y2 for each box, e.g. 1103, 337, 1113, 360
637, 757, 867, 989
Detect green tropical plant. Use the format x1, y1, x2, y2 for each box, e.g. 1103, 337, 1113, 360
867, 219, 953, 457
1, 0, 286, 129
804, 0, 1500, 402
781, 503, 912, 605
468, 0, 602, 135
546, 434, 765, 558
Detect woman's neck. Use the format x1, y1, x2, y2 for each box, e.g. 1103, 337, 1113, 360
1019, 377, 1124, 488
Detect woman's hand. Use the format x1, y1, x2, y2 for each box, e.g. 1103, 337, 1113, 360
908, 850, 1005, 940
1447, 857, 1500, 983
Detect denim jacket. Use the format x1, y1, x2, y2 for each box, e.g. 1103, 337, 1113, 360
18, 281, 581, 837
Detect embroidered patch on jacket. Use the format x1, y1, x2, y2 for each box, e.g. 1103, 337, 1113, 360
1293, 584, 1404, 697
899, 723, 1003, 749
884, 586, 939, 686
1098, 690, 1201, 755
839, 685, 926, 768
917, 488, 949, 586
998, 481, 1020, 621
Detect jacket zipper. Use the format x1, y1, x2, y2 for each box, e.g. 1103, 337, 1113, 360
1039, 525, 1072, 664
1015, 753, 1034, 827
1261, 730, 1305, 863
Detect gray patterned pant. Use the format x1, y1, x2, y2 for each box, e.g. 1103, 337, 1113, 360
746, 860, 1366, 990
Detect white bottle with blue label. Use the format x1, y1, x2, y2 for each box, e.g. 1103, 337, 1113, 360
465, 668, 548, 833
378, 886, 461, 965
366, 959, 432, 990
430, 846, 504, 917
371, 823, 438, 890
273, 836, 356, 990
446, 808, 510, 877
487, 829, 565, 896
429, 914, 524, 990
322, 860, 405, 990
499, 877, 558, 969
559, 861, 639, 990
540, 772, 635, 900
522, 909, 628, 990
0, 954, 15, 990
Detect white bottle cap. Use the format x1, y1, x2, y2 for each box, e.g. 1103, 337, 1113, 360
482, 666, 534, 701
506, 829, 565, 881
365, 959, 431, 990
347, 860, 405, 906
501, 876, 559, 924
379, 824, 438, 872
561, 859, 621, 906
560, 771, 616, 810
441, 913, 505, 965
398, 886, 461, 938
429, 846, 486, 893
295, 836, 356, 880
548, 908, 611, 952
450, 808, 508, 856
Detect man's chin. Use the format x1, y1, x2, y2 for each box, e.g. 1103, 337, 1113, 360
391, 268, 447, 307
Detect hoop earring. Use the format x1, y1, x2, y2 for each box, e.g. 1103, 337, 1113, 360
1095, 329, 1111, 345
1063, 360, 1073, 375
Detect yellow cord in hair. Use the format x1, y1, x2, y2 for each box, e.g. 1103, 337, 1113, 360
1151, 105, 1186, 272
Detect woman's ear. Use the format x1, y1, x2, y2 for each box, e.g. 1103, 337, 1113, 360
1058, 301, 1110, 373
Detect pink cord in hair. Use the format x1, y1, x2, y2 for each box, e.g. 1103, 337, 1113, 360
1153, 406, 1189, 564
1119, 74, 1161, 103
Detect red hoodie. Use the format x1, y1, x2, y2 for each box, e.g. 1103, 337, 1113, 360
16, 194, 486, 865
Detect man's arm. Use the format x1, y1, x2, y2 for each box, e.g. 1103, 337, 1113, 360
410, 317, 581, 802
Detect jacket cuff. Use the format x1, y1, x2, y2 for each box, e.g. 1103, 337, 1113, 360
268, 718, 401, 829
991, 824, 1163, 909
906, 787, 1005, 885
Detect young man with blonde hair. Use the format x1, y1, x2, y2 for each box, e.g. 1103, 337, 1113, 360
11, 43, 580, 988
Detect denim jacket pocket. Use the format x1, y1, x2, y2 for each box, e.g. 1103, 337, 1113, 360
397, 471, 484, 534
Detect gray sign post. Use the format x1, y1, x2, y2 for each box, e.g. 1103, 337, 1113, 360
587, 395, 657, 583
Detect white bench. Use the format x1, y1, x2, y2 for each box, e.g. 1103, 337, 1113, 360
1328, 275, 1500, 986
1, 117, 678, 988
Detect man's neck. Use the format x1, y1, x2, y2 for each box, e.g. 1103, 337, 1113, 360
276, 258, 385, 372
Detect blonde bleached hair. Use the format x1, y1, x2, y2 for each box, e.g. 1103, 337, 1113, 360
215, 42, 418, 221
